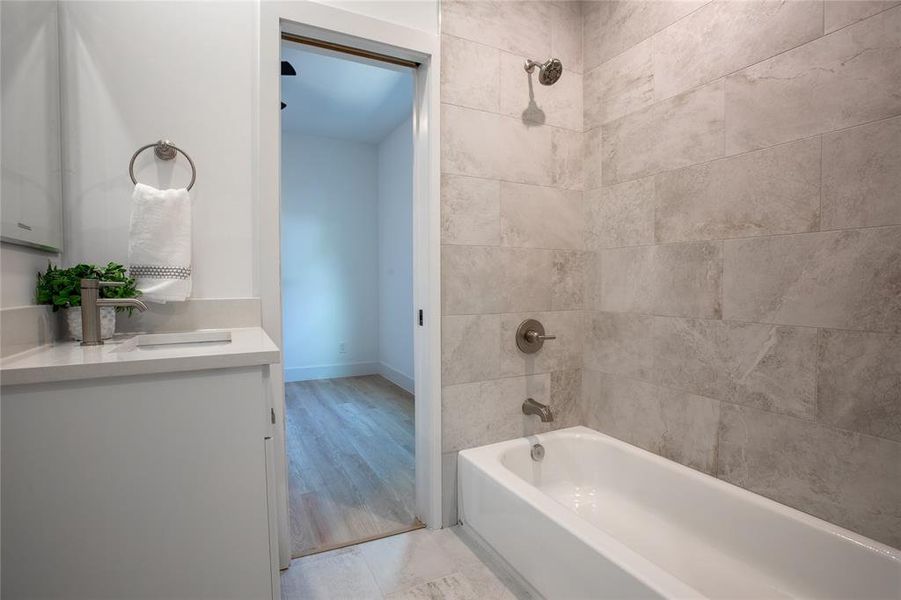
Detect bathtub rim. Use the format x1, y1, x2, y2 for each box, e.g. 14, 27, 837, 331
459, 428, 703, 599
458, 426, 900, 598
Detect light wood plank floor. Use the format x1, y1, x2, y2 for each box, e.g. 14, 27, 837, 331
286, 375, 420, 558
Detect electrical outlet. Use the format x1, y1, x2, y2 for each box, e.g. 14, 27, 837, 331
339, 342, 346, 354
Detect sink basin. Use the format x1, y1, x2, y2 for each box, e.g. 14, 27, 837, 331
133, 330, 232, 347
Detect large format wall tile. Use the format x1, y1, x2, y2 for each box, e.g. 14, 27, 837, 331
653, 0, 823, 101
585, 177, 655, 249
725, 6, 901, 154
443, 246, 583, 315
551, 128, 584, 190
580, 0, 901, 550
653, 317, 817, 419
442, 245, 501, 315
442, 104, 554, 186
439, 0, 585, 483
500, 52, 583, 131
441, 382, 482, 453
441, 314, 500, 385
600, 241, 723, 318
441, 0, 551, 58
441, 452, 458, 527
551, 250, 586, 311
824, 0, 901, 34
655, 137, 821, 243
723, 227, 901, 331
822, 116, 901, 230
583, 39, 654, 129
582, 0, 707, 71
583, 311, 654, 380
500, 182, 584, 249
817, 329, 901, 442
441, 34, 500, 112
583, 127, 603, 191
717, 404, 901, 548
498, 247, 557, 313
442, 374, 550, 453
441, 174, 500, 246
602, 81, 724, 185
583, 371, 720, 474
584, 251, 603, 311
551, 368, 583, 426
551, 1, 583, 73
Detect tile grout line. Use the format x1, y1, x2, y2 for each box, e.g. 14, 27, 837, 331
582, 0, 714, 74
441, 99, 584, 134
582, 368, 901, 448
586, 111, 901, 190
584, 0, 897, 116
578, 222, 901, 252
441, 170, 584, 194
581, 308, 899, 337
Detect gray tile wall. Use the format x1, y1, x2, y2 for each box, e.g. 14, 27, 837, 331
439, 1, 585, 525
581, 0, 901, 548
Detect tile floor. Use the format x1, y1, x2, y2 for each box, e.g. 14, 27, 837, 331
280, 526, 534, 600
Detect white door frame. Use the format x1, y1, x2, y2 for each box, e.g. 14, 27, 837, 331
256, 1, 442, 569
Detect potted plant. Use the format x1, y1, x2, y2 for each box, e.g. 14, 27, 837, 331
36, 262, 142, 341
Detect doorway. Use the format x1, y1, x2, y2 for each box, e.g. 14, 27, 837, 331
279, 36, 420, 558
258, 3, 442, 569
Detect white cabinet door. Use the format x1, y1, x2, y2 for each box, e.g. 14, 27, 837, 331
264, 435, 282, 599
2, 368, 276, 599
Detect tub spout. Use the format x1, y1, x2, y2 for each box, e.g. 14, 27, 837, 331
522, 398, 554, 423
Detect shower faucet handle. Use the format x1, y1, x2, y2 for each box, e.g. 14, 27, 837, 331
524, 330, 555, 343
516, 318, 555, 354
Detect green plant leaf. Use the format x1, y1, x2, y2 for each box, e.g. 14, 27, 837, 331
36, 262, 141, 313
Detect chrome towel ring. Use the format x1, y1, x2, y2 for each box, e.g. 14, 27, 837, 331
129, 139, 196, 191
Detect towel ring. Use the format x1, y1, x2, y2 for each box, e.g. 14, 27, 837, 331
129, 139, 196, 191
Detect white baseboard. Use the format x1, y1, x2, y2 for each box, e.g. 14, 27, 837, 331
379, 362, 414, 394
283, 361, 414, 392
284, 362, 379, 383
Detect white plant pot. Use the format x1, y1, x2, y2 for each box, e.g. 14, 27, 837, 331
65, 306, 116, 341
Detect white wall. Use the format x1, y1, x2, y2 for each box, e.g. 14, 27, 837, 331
57, 1, 256, 299
281, 133, 380, 381
0, 245, 57, 309
377, 117, 414, 391
1, 0, 437, 309
314, 1, 438, 35
281, 123, 414, 388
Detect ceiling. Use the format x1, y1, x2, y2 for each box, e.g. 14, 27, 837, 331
280, 42, 414, 144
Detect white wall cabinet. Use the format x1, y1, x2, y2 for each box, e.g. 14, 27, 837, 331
1, 366, 280, 599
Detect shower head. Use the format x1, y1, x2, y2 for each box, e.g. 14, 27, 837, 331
524, 58, 563, 85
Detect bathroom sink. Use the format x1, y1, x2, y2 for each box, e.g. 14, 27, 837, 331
132, 329, 232, 348
112, 330, 233, 355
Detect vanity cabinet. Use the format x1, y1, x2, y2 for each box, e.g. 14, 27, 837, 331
1, 364, 280, 599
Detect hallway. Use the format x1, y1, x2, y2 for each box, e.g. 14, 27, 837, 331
286, 376, 419, 557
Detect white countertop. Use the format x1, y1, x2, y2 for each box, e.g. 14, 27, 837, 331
0, 327, 280, 386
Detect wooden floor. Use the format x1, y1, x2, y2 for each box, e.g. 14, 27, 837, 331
285, 375, 420, 558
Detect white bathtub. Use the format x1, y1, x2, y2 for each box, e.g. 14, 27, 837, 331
458, 426, 900, 599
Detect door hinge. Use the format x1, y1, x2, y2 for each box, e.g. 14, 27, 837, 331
418, 309, 423, 326
271, 408, 276, 425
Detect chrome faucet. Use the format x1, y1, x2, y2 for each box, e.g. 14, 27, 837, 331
80, 279, 148, 346
522, 398, 554, 423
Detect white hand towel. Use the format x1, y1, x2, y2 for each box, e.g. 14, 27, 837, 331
128, 183, 192, 303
